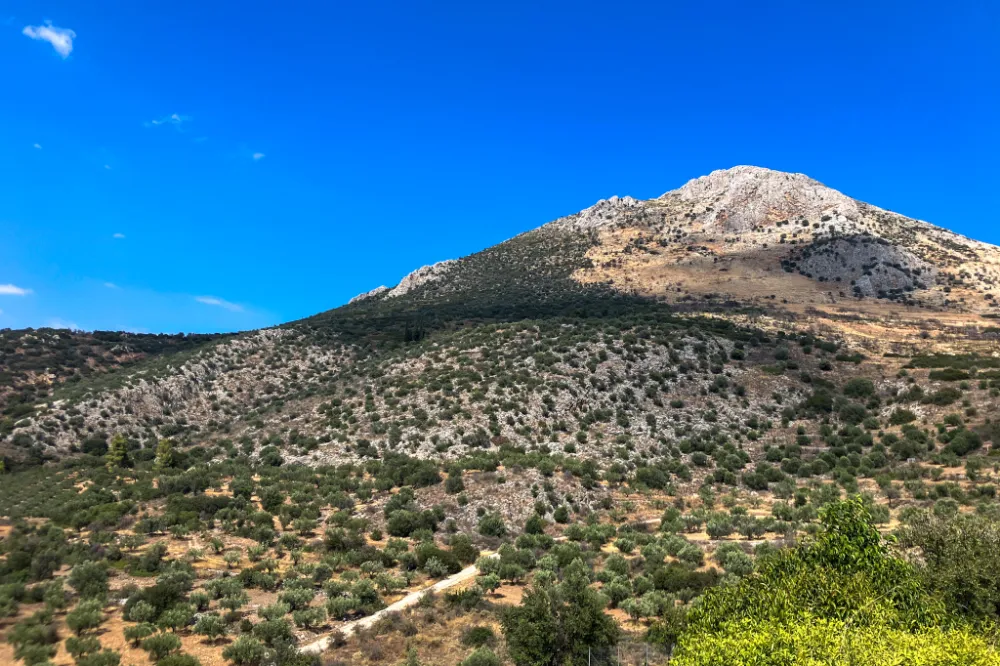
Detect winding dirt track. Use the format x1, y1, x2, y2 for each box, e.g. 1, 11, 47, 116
300, 518, 663, 655
300, 554, 496, 655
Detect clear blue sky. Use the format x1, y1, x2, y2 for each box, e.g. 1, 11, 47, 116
3, 1, 998, 333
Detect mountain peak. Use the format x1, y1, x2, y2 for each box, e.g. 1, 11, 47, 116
664, 165, 858, 233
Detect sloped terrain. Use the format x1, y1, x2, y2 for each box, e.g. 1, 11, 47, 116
5, 166, 1000, 466
4, 166, 1000, 666
0, 330, 223, 443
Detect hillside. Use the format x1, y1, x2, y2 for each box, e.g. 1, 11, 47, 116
3, 166, 1000, 666
5, 166, 999, 465
0, 330, 224, 451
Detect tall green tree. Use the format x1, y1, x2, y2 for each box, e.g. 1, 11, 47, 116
154, 439, 175, 471
104, 434, 130, 471
502, 558, 619, 666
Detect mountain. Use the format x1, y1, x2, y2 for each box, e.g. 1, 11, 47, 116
3, 166, 999, 468
5, 166, 1000, 666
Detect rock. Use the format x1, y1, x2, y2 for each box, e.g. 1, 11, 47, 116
348, 286, 389, 304
387, 259, 457, 298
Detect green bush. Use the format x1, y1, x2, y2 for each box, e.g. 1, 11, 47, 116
461, 625, 496, 648
66, 598, 105, 635
477, 513, 507, 538
671, 498, 992, 666
502, 559, 619, 666
68, 561, 109, 600
222, 635, 266, 666
459, 647, 502, 666
898, 511, 1000, 623
843, 378, 876, 398
889, 408, 917, 425
673, 619, 1000, 665
141, 632, 182, 661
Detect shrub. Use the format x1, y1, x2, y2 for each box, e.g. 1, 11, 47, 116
157, 654, 201, 666
128, 600, 157, 623
477, 513, 507, 538
141, 632, 182, 661
672, 619, 1000, 665
77, 650, 122, 666
888, 408, 916, 425
675, 498, 948, 665
459, 647, 502, 666
66, 599, 105, 635
124, 622, 156, 646
222, 635, 266, 666
461, 625, 496, 648
844, 378, 876, 398
292, 606, 327, 629
194, 613, 227, 641
68, 561, 109, 600
898, 511, 1000, 623
502, 560, 619, 666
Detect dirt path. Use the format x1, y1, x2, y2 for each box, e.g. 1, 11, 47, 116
299, 518, 664, 655
300, 554, 498, 655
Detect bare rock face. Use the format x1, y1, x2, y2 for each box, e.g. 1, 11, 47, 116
792, 236, 938, 297
552, 195, 644, 231
668, 165, 860, 233
387, 259, 457, 298
348, 285, 389, 304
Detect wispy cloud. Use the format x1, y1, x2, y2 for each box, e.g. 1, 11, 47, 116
112, 232, 126, 239
0, 284, 32, 296
22, 22, 76, 58
48, 318, 81, 331
145, 113, 191, 129
33, 143, 42, 150
104, 164, 112, 170
103, 282, 119, 289
196, 296, 244, 312
252, 152, 266, 161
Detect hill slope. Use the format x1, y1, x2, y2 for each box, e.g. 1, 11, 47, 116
3, 166, 1000, 467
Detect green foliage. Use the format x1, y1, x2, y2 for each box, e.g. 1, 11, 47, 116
68, 561, 109, 600
66, 598, 105, 635
898, 511, 1000, 623
477, 513, 507, 538
460, 647, 502, 666
461, 625, 496, 648
77, 649, 123, 666
194, 613, 227, 641
222, 635, 266, 666
502, 559, 619, 666
889, 408, 917, 425
843, 378, 876, 398
141, 631, 182, 661
673, 619, 1000, 665
672, 498, 993, 666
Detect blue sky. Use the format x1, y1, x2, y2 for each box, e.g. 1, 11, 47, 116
3, 1, 998, 333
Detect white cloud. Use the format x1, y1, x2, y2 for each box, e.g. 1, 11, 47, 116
112, 232, 125, 239
0, 284, 32, 296
104, 164, 112, 170
47, 318, 81, 331
22, 22, 76, 58
146, 113, 191, 129
33, 143, 42, 150
196, 296, 244, 312
103, 282, 119, 289
252, 152, 266, 161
